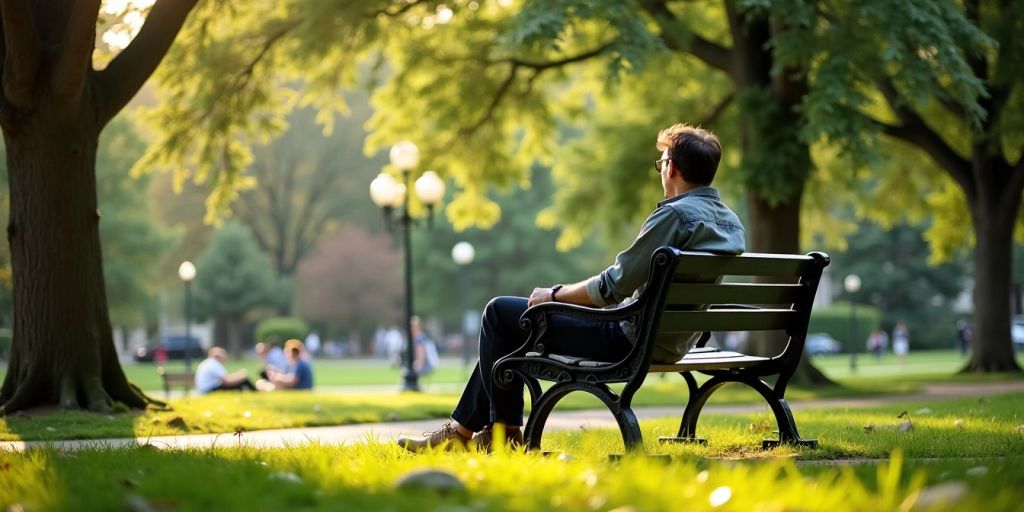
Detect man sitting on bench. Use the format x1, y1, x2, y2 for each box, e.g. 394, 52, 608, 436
195, 347, 257, 394
398, 122, 746, 453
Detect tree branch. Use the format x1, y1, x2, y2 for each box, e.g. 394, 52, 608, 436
698, 91, 734, 126
51, 0, 101, 104
1, 0, 41, 109
500, 42, 614, 71
94, 0, 200, 125
641, 0, 734, 77
875, 79, 971, 186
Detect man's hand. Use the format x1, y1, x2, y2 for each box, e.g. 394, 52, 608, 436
528, 287, 556, 308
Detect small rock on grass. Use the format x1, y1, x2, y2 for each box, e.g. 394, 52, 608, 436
395, 469, 466, 495
907, 481, 967, 510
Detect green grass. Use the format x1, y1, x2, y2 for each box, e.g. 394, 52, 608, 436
2, 438, 1022, 511
0, 376, 920, 442
0, 349, 1019, 442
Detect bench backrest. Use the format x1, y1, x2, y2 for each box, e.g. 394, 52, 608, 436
634, 247, 830, 368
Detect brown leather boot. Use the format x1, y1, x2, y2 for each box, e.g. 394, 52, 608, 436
397, 421, 471, 453
471, 424, 524, 453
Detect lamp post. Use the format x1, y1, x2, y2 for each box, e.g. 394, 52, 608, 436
844, 274, 861, 373
178, 261, 197, 372
369, 141, 445, 392
451, 241, 475, 367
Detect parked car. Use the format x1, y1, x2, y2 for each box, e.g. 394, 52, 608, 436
805, 333, 843, 356
134, 335, 203, 362
1012, 316, 1024, 352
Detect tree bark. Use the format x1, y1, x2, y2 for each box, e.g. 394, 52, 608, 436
0, 100, 154, 412
961, 158, 1023, 373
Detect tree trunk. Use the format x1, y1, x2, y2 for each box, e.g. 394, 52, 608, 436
962, 166, 1022, 373
226, 316, 243, 357
0, 108, 154, 413
742, 190, 834, 386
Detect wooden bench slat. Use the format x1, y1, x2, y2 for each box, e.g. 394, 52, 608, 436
665, 282, 803, 305
657, 309, 795, 332
670, 252, 815, 278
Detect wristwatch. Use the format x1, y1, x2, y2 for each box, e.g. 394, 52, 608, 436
551, 284, 563, 302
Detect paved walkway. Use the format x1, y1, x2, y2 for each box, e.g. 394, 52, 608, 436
2, 380, 1023, 452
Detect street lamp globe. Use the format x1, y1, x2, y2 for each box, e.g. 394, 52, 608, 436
452, 241, 475, 266
844, 274, 861, 294
178, 261, 196, 282
415, 171, 445, 205
369, 173, 399, 208
389, 141, 420, 170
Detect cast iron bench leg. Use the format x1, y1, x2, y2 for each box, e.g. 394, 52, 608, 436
525, 381, 644, 452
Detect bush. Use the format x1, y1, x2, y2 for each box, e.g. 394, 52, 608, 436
808, 302, 881, 352
255, 317, 309, 345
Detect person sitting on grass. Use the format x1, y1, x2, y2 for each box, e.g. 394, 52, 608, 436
255, 340, 287, 379
195, 347, 256, 394
266, 339, 314, 390
397, 123, 745, 453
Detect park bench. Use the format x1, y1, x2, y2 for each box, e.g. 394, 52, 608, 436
157, 366, 195, 398
492, 246, 830, 453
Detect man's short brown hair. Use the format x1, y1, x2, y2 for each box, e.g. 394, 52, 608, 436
656, 123, 722, 185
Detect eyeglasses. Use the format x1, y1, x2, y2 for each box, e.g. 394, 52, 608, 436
654, 158, 671, 173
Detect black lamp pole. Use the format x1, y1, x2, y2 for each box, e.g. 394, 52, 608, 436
400, 168, 420, 392
183, 278, 192, 373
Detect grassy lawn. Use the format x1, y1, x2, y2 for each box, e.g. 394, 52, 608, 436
0, 377, 923, 442
0, 350, 1020, 442
2, 394, 1023, 511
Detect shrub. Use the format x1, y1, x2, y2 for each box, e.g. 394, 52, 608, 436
255, 317, 309, 345
808, 302, 880, 351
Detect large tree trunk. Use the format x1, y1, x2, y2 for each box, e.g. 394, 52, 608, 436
962, 162, 1022, 373
729, 7, 834, 387
743, 190, 833, 385
0, 107, 152, 413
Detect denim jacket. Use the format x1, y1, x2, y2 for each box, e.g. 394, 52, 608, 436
584, 186, 746, 361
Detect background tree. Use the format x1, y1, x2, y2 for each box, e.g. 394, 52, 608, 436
827, 221, 968, 349
859, 0, 1024, 372
191, 223, 280, 356
294, 224, 402, 346
96, 116, 178, 340
234, 105, 386, 314
0, 0, 199, 413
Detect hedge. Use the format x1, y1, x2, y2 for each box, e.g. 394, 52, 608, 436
254, 317, 309, 345
807, 302, 881, 352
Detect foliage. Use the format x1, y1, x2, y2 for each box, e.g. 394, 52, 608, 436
97, 116, 180, 328
826, 222, 969, 348
253, 317, 310, 345
191, 223, 281, 321
234, 104, 387, 279
808, 302, 882, 352
411, 167, 607, 332
294, 224, 402, 337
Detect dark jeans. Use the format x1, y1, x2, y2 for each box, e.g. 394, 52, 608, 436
210, 379, 257, 392
451, 296, 632, 431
